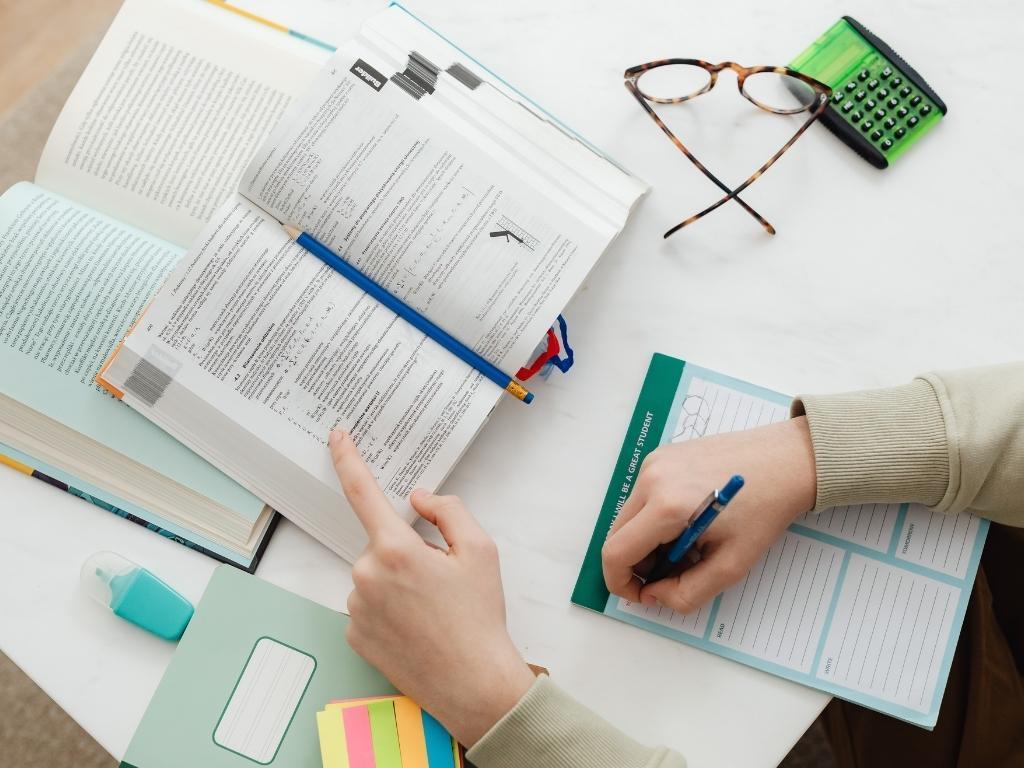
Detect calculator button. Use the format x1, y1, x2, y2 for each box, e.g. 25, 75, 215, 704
900, 86, 912, 97
871, 129, 884, 141
910, 95, 922, 107
895, 127, 906, 138
846, 81, 857, 92
855, 90, 867, 101
908, 116, 920, 128
861, 120, 874, 132
881, 138, 894, 151
881, 67, 893, 78
887, 98, 899, 109
868, 78, 879, 90
873, 108, 885, 120
920, 104, 933, 116
841, 101, 854, 112
859, 69, 870, 80
832, 91, 845, 103
897, 107, 909, 118
890, 77, 903, 87
851, 111, 863, 121
877, 88, 889, 99
866, 100, 878, 111
884, 117, 896, 129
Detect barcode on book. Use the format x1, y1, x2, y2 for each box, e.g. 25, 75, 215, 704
123, 357, 173, 407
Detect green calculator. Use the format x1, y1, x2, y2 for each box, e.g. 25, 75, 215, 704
791, 16, 946, 168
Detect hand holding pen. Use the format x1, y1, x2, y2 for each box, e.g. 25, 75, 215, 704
600, 419, 817, 614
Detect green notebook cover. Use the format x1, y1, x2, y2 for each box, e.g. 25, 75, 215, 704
121, 566, 396, 767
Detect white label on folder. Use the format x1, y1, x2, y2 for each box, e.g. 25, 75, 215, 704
214, 637, 316, 763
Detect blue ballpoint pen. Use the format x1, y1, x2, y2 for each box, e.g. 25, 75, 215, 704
643, 475, 745, 585
282, 224, 533, 404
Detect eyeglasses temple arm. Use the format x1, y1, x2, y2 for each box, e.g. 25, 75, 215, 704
625, 81, 774, 233
663, 97, 828, 238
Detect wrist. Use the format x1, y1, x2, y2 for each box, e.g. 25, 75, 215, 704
782, 416, 817, 519
442, 644, 535, 747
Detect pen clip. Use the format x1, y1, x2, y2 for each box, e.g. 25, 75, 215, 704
687, 491, 717, 526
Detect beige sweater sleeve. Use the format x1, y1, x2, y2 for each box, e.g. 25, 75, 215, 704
792, 362, 1024, 526
467, 676, 685, 768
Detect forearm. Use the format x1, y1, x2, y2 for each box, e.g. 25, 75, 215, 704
467, 676, 685, 768
792, 362, 1024, 526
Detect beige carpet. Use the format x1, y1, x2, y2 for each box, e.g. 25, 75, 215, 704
0, 652, 115, 768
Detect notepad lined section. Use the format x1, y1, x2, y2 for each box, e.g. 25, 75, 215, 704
896, 505, 982, 578
711, 532, 843, 673
668, 376, 789, 442
818, 556, 959, 713
578, 355, 990, 727
618, 596, 710, 637
794, 503, 901, 551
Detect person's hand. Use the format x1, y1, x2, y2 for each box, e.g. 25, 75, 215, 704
602, 417, 816, 614
329, 429, 534, 748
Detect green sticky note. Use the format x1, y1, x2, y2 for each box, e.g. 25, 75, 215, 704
368, 699, 403, 767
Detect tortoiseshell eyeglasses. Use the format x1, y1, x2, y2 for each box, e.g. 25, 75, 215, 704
625, 60, 831, 236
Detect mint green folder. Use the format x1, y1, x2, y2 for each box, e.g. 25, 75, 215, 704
121, 566, 396, 768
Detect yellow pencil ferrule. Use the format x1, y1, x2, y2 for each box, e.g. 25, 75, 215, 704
505, 380, 532, 403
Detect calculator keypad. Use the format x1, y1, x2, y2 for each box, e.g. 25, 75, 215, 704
826, 58, 941, 155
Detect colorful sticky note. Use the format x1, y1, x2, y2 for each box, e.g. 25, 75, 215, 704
316, 709, 351, 768
342, 705, 376, 768
393, 697, 429, 768
421, 711, 455, 768
367, 700, 402, 767
319, 696, 462, 768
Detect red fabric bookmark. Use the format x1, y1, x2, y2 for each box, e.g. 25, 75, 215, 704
516, 328, 559, 381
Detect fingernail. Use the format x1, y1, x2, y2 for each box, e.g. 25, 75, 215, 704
329, 429, 347, 446
641, 594, 658, 607
413, 487, 431, 498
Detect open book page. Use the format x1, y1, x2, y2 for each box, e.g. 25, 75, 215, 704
99, 195, 501, 560
239, 39, 610, 370
579, 356, 987, 727
355, 5, 648, 229
0, 183, 267, 530
34, 0, 329, 249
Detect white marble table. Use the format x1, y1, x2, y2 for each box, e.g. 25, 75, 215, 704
3, 1, 1022, 766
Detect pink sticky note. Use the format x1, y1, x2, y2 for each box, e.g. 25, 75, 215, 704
342, 705, 376, 768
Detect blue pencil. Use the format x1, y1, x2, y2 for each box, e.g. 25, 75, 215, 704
282, 224, 534, 404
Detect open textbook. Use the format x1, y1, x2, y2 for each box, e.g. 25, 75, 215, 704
573, 355, 987, 728
96, 5, 647, 560
0, 0, 345, 567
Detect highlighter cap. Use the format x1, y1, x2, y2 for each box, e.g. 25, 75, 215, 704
81, 550, 135, 607
80, 551, 194, 641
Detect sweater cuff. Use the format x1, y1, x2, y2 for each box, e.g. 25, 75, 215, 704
791, 378, 950, 510
466, 676, 684, 768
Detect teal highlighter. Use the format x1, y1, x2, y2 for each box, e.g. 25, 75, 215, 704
81, 552, 194, 641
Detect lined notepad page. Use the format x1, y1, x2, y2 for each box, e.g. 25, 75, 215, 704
609, 366, 986, 726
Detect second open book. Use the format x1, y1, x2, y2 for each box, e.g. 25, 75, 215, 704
97, 4, 645, 560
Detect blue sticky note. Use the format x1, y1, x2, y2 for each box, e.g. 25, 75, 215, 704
421, 711, 455, 768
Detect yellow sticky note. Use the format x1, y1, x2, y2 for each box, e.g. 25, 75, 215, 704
316, 708, 350, 768
393, 696, 430, 768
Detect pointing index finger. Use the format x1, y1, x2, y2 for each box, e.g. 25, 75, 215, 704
329, 430, 409, 541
